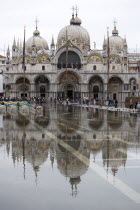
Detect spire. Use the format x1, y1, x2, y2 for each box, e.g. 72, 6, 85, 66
33, 17, 40, 36
75, 5, 78, 17
103, 36, 106, 45
35, 17, 39, 30
112, 19, 118, 36
124, 35, 127, 43
20, 40, 22, 51
7, 45, 10, 55
51, 35, 55, 46
51, 35, 55, 50
70, 6, 75, 25
13, 36, 16, 48
73, 5, 82, 26
17, 39, 20, 50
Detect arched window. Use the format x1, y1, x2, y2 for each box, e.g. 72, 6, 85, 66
130, 79, 137, 91
42, 65, 45, 70
93, 65, 96, 70
57, 51, 81, 70
112, 66, 115, 70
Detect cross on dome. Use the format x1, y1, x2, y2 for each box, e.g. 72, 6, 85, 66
75, 5, 79, 17
35, 17, 39, 30
113, 19, 117, 29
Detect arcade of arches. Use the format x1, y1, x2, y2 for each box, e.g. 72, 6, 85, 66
12, 75, 137, 103
14, 76, 50, 98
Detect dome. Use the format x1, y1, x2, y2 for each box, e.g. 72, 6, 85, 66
57, 15, 90, 50
73, 16, 82, 25
103, 26, 126, 52
109, 35, 124, 52
26, 28, 49, 53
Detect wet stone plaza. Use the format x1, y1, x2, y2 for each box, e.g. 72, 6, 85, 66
0, 104, 140, 210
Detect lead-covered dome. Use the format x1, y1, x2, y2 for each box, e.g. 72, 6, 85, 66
26, 28, 49, 53
104, 25, 127, 53
57, 14, 90, 51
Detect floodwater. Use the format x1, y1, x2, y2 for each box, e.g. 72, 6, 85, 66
0, 104, 140, 210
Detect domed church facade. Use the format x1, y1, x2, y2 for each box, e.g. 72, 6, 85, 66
3, 11, 140, 103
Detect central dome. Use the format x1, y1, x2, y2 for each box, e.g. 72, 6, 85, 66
26, 28, 49, 53
57, 15, 90, 51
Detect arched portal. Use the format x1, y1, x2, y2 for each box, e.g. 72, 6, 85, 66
130, 78, 137, 96
89, 76, 103, 99
57, 51, 81, 70
35, 76, 49, 98
58, 72, 80, 99
16, 77, 30, 98
108, 77, 123, 101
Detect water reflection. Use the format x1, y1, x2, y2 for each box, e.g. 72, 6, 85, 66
0, 106, 140, 196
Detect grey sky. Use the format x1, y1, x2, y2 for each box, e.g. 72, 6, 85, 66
0, 0, 140, 55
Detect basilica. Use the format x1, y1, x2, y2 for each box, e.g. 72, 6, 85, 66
3, 11, 140, 102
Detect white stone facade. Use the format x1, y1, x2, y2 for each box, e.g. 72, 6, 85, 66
3, 14, 140, 102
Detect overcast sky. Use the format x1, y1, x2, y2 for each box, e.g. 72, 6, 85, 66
0, 0, 140, 55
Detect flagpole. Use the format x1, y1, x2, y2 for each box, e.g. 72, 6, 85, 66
23, 26, 26, 99
65, 28, 68, 99
107, 27, 110, 100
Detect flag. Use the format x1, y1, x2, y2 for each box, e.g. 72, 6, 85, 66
22, 27, 26, 70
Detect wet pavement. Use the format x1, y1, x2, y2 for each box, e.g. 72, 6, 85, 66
0, 104, 140, 210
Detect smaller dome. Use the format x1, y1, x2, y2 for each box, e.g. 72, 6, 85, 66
26, 28, 49, 53
103, 26, 126, 52
70, 14, 75, 25
112, 27, 119, 36
74, 16, 82, 25
33, 29, 40, 36
109, 35, 124, 52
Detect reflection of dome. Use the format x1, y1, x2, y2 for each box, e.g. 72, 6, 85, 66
102, 140, 127, 176
26, 28, 49, 53
88, 111, 104, 130
56, 140, 90, 179
57, 15, 90, 50
16, 114, 30, 127
107, 112, 122, 129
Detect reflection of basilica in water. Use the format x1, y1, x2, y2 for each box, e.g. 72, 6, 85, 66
0, 105, 140, 195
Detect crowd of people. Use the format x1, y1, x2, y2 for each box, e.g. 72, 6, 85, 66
0, 96, 140, 112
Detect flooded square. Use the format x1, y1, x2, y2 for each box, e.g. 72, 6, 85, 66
0, 104, 140, 210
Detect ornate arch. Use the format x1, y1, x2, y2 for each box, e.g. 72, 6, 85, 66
109, 75, 124, 84
57, 71, 81, 84
18, 56, 31, 64
34, 74, 50, 84
88, 74, 104, 84
87, 54, 103, 64
36, 55, 50, 64
129, 77, 137, 83
109, 55, 121, 64
55, 47, 83, 64
15, 76, 31, 84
